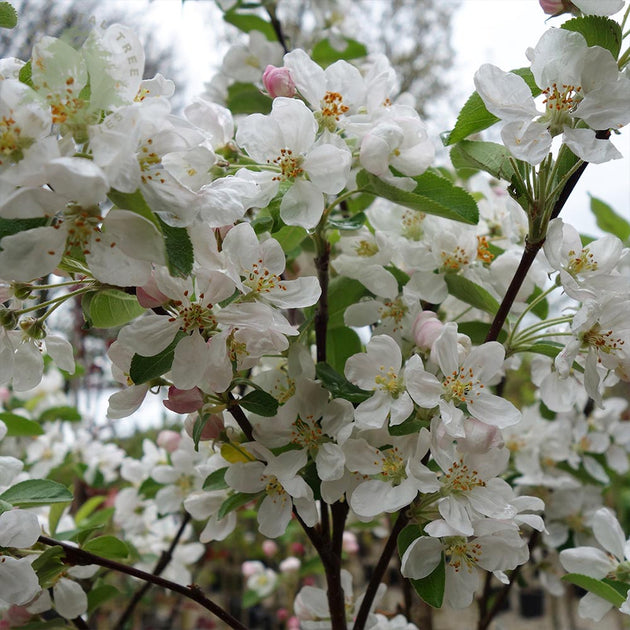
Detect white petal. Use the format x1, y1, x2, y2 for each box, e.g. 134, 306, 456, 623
53, 578, 87, 619
400, 536, 442, 579
279, 180, 324, 229
0, 510, 41, 547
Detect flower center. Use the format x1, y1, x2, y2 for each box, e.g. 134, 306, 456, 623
440, 246, 470, 271
381, 298, 408, 332
374, 365, 405, 397
0, 114, 30, 166
170, 294, 217, 335
541, 82, 582, 134
476, 236, 494, 264
263, 475, 287, 503
291, 415, 323, 450
244, 258, 287, 294
401, 210, 424, 241
567, 247, 598, 275
582, 325, 624, 355
376, 446, 407, 485
354, 239, 379, 257
270, 148, 303, 181
319, 91, 349, 131
445, 537, 481, 573
442, 458, 486, 494
443, 368, 482, 404
60, 207, 103, 255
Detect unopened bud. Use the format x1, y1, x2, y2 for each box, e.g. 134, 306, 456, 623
262, 65, 296, 99
0, 307, 18, 329
538, 0, 572, 14
412, 311, 443, 350
12, 283, 32, 300
163, 386, 204, 414
157, 430, 181, 453
136, 273, 169, 308
184, 412, 225, 441
19, 317, 46, 339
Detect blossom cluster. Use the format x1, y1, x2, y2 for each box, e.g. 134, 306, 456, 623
0, 1, 629, 627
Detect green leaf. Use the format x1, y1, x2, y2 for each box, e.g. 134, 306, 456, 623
238, 389, 279, 417
590, 195, 630, 241
107, 189, 160, 229
83, 535, 129, 560
203, 467, 229, 491
315, 362, 372, 403
562, 15, 622, 59
443, 68, 540, 145
87, 289, 145, 328
326, 326, 362, 374
327, 276, 367, 329
526, 285, 549, 320
251, 215, 274, 235
74, 496, 106, 526
0, 412, 43, 436
457, 322, 507, 344
388, 412, 424, 436
129, 331, 185, 384
48, 502, 67, 538
223, 10, 275, 40
311, 37, 367, 66
217, 492, 258, 520
357, 170, 478, 225
87, 584, 120, 614
18, 59, 33, 88
242, 588, 263, 608
0, 479, 72, 507
328, 212, 367, 231
272, 225, 307, 253
562, 573, 625, 607
39, 406, 82, 423
156, 216, 194, 278
450, 140, 518, 183
191, 413, 205, 452
227, 82, 271, 115
397, 524, 445, 608
0, 217, 48, 248
32, 546, 66, 588
0, 2, 17, 29
520, 341, 564, 359
444, 274, 499, 316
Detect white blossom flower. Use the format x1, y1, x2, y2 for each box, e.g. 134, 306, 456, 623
474, 28, 630, 164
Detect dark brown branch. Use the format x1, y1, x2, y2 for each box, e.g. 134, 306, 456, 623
37, 535, 247, 630
115, 513, 192, 629
226, 393, 254, 441
265, 3, 289, 54
314, 235, 331, 364
477, 530, 540, 630
353, 509, 410, 630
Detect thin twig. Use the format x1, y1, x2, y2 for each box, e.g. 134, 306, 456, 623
37, 535, 247, 630
115, 513, 192, 629
477, 530, 540, 630
226, 393, 254, 441
353, 509, 410, 630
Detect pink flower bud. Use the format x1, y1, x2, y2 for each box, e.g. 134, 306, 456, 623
136, 273, 169, 308
277, 609, 289, 622
184, 413, 225, 441
157, 430, 181, 453
262, 65, 296, 98
413, 311, 443, 350
290, 542, 305, 556
539, 0, 571, 13
163, 386, 204, 414
287, 617, 300, 630
342, 531, 359, 554
262, 539, 278, 558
